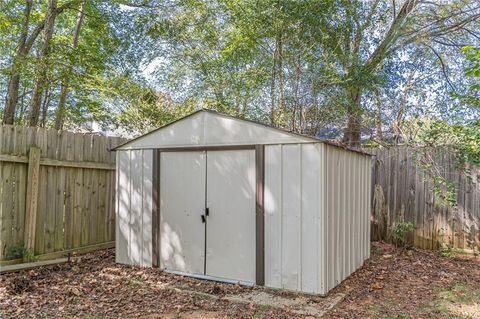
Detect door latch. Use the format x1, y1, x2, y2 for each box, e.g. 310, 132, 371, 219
205, 207, 210, 216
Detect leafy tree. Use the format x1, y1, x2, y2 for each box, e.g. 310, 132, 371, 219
459, 45, 480, 108
0, 0, 479, 141
0, 1, 159, 130
139, 0, 480, 145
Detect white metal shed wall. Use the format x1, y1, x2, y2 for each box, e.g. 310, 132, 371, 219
116, 149, 153, 267
115, 143, 372, 295
324, 144, 371, 292
264, 143, 326, 294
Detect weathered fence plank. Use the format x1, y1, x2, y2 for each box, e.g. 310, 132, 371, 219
0, 125, 126, 263
23, 147, 41, 259
370, 146, 480, 253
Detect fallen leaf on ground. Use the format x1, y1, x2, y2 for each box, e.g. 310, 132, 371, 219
370, 282, 383, 290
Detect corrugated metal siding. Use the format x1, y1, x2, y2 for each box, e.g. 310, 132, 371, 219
264, 143, 325, 294
160, 152, 206, 273
115, 141, 371, 295
323, 145, 371, 293
116, 149, 153, 267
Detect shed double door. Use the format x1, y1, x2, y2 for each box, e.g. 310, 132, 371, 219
160, 150, 256, 283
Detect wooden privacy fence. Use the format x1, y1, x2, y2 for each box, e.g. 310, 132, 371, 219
370, 146, 480, 252
0, 125, 126, 263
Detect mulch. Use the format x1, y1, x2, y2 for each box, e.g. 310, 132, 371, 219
325, 242, 480, 318
1, 242, 479, 318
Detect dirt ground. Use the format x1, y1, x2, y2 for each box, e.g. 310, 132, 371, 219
1, 242, 479, 318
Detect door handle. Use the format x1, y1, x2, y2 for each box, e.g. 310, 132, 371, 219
201, 215, 206, 223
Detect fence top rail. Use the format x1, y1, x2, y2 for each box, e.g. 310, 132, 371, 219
0, 125, 127, 164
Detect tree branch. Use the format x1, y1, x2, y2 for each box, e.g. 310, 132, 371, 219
24, 0, 83, 52
423, 43, 456, 92
364, 0, 420, 72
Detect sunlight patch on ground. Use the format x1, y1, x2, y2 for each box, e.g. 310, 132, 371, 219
429, 284, 480, 318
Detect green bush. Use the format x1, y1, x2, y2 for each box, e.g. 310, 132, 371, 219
6, 245, 37, 262
391, 222, 415, 247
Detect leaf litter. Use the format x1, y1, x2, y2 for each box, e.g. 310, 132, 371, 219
1, 242, 479, 318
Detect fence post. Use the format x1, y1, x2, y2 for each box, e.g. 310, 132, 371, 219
23, 147, 41, 261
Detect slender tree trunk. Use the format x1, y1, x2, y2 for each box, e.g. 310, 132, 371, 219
54, 2, 85, 130
342, 87, 362, 147
29, 0, 57, 127
394, 101, 404, 145
3, 0, 33, 124
292, 60, 300, 132
270, 39, 277, 125
40, 86, 51, 127
394, 66, 416, 144
17, 87, 28, 123
375, 96, 383, 142
276, 32, 285, 125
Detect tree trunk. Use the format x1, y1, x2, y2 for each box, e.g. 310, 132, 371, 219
3, 0, 33, 124
270, 37, 277, 125
375, 96, 383, 142
29, 0, 57, 127
394, 101, 404, 145
292, 60, 301, 132
40, 86, 51, 127
275, 32, 285, 126
54, 2, 85, 130
342, 87, 362, 147
339, 0, 419, 145
17, 87, 28, 124
4, 74, 23, 124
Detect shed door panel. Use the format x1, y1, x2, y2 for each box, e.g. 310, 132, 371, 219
160, 151, 205, 274
206, 150, 256, 283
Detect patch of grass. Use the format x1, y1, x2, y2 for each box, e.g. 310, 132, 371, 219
369, 304, 385, 316
252, 304, 272, 319
252, 303, 272, 318
425, 284, 480, 318
438, 284, 480, 304
257, 303, 271, 311
368, 301, 412, 319
373, 246, 385, 254
127, 278, 144, 288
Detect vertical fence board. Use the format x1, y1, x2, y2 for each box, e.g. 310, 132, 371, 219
23, 147, 41, 258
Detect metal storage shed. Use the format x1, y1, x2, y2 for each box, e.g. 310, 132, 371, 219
114, 109, 372, 295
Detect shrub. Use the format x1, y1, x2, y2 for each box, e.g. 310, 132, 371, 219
6, 245, 37, 262
391, 222, 415, 247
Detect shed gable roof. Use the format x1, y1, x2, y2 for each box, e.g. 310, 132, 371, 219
116, 109, 318, 150
114, 109, 372, 156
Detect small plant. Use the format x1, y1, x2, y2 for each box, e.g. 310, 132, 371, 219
439, 244, 464, 257
6, 245, 38, 262
23, 249, 38, 262
439, 243, 454, 257
391, 222, 415, 247
6, 245, 26, 260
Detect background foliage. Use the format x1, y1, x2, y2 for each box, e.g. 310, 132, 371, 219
0, 0, 478, 148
